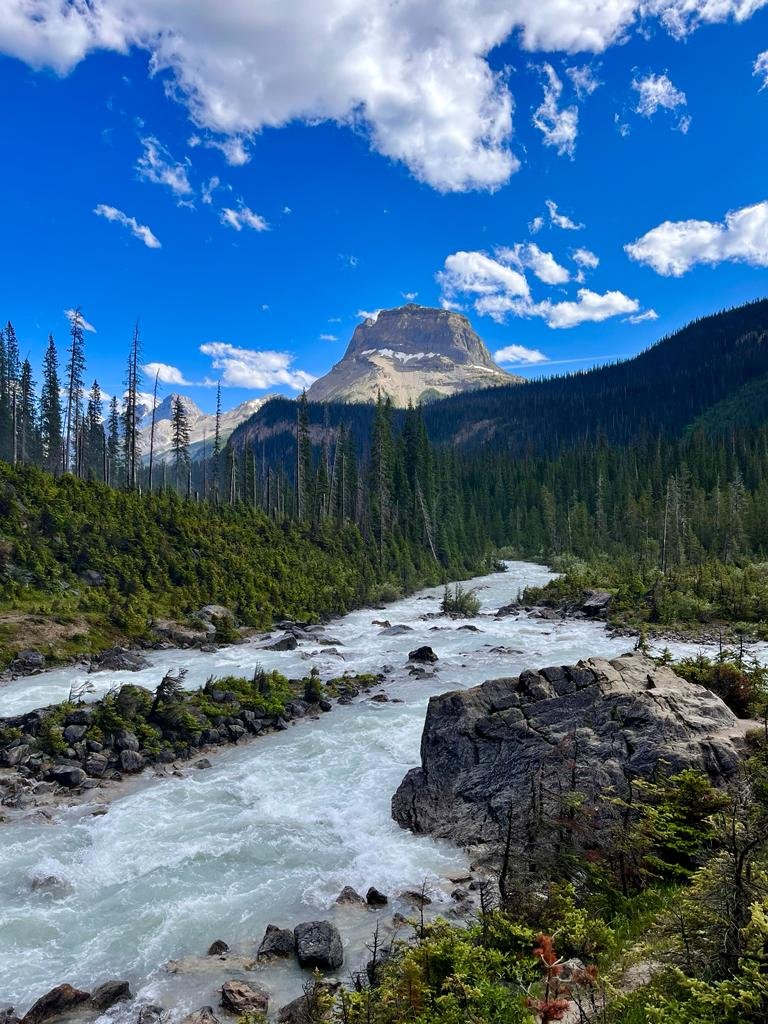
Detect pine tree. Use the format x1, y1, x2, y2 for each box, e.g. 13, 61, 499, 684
18, 359, 38, 464
122, 320, 142, 489
84, 380, 105, 479
147, 370, 160, 492
212, 381, 222, 502
40, 334, 63, 474
171, 395, 191, 491
63, 308, 86, 474
296, 391, 312, 520
106, 396, 121, 485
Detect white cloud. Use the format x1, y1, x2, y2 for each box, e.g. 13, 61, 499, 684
626, 309, 659, 323
93, 204, 161, 248
531, 288, 640, 328
200, 342, 315, 391
189, 132, 250, 166
4, 2, 763, 194
494, 344, 548, 364
319, 333, 338, 341
625, 200, 768, 275
566, 64, 601, 99
532, 63, 578, 158
754, 50, 768, 88
438, 246, 642, 328
436, 251, 530, 315
499, 242, 570, 285
201, 175, 221, 205
136, 136, 192, 196
64, 309, 97, 332
546, 199, 583, 230
528, 215, 545, 234
402, 291, 418, 301
357, 309, 382, 321
143, 361, 191, 385
572, 247, 599, 269
220, 205, 269, 232
631, 71, 690, 131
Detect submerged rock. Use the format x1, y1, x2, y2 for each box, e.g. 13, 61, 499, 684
179, 1009, 220, 1024
335, 886, 366, 905
207, 940, 229, 956
294, 921, 343, 970
366, 887, 388, 907
393, 653, 745, 846
265, 634, 298, 651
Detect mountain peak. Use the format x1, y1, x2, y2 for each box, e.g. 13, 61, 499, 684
307, 303, 521, 406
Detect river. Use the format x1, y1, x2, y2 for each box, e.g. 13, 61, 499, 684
0, 561, 744, 1018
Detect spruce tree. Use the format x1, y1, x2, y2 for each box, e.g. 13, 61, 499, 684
171, 395, 191, 492
18, 359, 38, 464
122, 320, 142, 489
212, 380, 222, 502
106, 395, 121, 485
40, 334, 63, 473
84, 380, 105, 479
63, 308, 86, 474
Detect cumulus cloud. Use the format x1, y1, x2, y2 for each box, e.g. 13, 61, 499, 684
437, 247, 643, 328
2, 1, 763, 193
199, 342, 315, 391
357, 309, 382, 321
532, 64, 578, 157
532, 288, 640, 328
546, 199, 584, 230
572, 247, 599, 269
494, 344, 548, 364
319, 333, 338, 341
93, 203, 161, 248
566, 64, 601, 99
143, 361, 191, 385
64, 309, 96, 332
625, 200, 768, 275
136, 136, 192, 196
754, 50, 768, 88
631, 71, 690, 131
220, 205, 269, 232
498, 242, 570, 285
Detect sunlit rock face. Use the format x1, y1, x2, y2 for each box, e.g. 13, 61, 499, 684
306, 304, 522, 406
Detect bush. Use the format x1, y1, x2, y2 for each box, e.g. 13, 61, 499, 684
441, 583, 481, 617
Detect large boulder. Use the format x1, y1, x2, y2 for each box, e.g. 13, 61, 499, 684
178, 1010, 219, 1024
21, 985, 90, 1024
392, 654, 746, 846
293, 921, 343, 970
257, 924, 295, 960
49, 765, 86, 789
90, 980, 132, 1010
220, 982, 268, 1016
90, 649, 150, 673
579, 590, 613, 618
408, 646, 438, 664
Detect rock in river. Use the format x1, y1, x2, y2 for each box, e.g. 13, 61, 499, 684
392, 653, 745, 846
21, 985, 90, 1024
408, 646, 438, 664
257, 924, 295, 960
220, 981, 268, 1015
294, 921, 343, 970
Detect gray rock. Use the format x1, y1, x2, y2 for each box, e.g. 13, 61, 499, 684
220, 981, 268, 1015
335, 886, 366, 905
392, 654, 744, 846
90, 981, 132, 1010
62, 725, 87, 744
207, 939, 229, 956
194, 759, 213, 770
13, 651, 45, 672
265, 634, 298, 651
79, 569, 105, 587
90, 649, 150, 673
294, 920, 343, 970
580, 589, 613, 618
85, 753, 109, 778
195, 605, 235, 625
136, 1005, 165, 1024
276, 983, 338, 1024
1, 744, 30, 768
366, 887, 388, 906
408, 646, 438, 664
21, 985, 90, 1024
116, 730, 140, 752
178, 1009, 220, 1024
1, 1008, 20, 1024
119, 750, 144, 773
257, 924, 295, 960
379, 625, 413, 636
49, 765, 86, 789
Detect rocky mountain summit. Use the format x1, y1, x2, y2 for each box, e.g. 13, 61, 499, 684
137, 393, 273, 463
306, 304, 522, 406
392, 653, 748, 846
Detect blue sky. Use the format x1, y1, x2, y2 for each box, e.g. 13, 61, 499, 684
1, 1, 767, 411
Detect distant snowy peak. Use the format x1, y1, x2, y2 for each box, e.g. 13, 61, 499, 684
307, 304, 522, 406
139, 393, 274, 462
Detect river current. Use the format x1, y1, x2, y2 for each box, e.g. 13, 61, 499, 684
0, 561, 748, 1016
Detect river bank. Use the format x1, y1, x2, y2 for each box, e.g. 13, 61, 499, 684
2, 561, 765, 1022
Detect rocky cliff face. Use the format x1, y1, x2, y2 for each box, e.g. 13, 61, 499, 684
392, 654, 746, 846
306, 304, 522, 406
